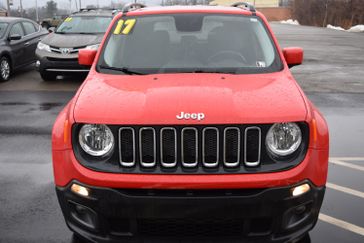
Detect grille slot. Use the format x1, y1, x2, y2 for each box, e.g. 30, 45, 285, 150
181, 127, 198, 167
160, 128, 177, 167
119, 127, 136, 167
244, 127, 261, 167
139, 128, 156, 167
202, 127, 219, 167
223, 127, 241, 167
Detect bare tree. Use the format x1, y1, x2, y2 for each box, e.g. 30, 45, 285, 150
292, 0, 364, 28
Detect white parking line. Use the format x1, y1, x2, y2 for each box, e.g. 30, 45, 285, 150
329, 159, 364, 172
327, 182, 364, 199
319, 213, 364, 236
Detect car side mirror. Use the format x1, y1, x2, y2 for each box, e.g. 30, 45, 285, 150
79, 49, 97, 66
9, 34, 22, 41
48, 27, 55, 33
282, 47, 303, 68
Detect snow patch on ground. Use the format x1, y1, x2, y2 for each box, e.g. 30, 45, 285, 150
279, 20, 364, 33
327, 24, 364, 33
327, 24, 345, 31
348, 25, 364, 33
280, 19, 300, 25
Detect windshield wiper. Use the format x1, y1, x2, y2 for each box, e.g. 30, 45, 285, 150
99, 65, 146, 75
76, 32, 95, 35
187, 69, 236, 74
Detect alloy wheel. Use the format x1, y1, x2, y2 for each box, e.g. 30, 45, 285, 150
0, 59, 10, 80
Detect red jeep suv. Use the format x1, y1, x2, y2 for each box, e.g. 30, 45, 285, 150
52, 3, 329, 242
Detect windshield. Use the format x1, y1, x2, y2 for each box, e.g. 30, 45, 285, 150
98, 14, 282, 75
56, 16, 112, 34
0, 23, 8, 38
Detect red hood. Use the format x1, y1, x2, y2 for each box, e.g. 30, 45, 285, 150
73, 72, 307, 125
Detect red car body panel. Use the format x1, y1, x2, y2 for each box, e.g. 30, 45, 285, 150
52, 6, 329, 190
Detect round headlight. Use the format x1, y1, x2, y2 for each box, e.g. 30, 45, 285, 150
78, 124, 114, 156
266, 123, 302, 157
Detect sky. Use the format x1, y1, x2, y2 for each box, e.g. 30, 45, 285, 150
1, 0, 162, 11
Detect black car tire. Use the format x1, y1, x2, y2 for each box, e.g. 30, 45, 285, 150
0, 56, 11, 82
40, 70, 57, 81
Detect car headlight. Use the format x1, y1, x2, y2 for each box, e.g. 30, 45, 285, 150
266, 122, 302, 157
85, 44, 100, 50
78, 124, 114, 157
37, 42, 51, 52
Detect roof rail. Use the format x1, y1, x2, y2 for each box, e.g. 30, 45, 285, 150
122, 3, 146, 14
74, 8, 120, 14
80, 8, 97, 11
231, 2, 256, 13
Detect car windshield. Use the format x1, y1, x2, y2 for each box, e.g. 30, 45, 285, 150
0, 22, 8, 38
56, 16, 112, 34
98, 14, 282, 75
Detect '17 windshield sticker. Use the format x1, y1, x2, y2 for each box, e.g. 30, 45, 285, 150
113, 19, 136, 35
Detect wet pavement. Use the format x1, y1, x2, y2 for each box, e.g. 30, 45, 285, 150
0, 23, 364, 242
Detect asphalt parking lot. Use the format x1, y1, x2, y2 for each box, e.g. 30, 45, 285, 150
0, 23, 364, 242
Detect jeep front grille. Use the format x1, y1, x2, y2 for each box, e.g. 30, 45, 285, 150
73, 123, 309, 174
118, 126, 261, 170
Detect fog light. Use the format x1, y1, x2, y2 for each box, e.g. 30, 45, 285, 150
292, 183, 310, 197
71, 183, 90, 197
35, 60, 40, 68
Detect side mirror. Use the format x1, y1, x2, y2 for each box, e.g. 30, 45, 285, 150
282, 47, 303, 68
79, 49, 97, 66
48, 27, 55, 33
9, 34, 22, 41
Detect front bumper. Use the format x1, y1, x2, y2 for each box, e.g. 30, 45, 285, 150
36, 51, 89, 73
56, 180, 325, 243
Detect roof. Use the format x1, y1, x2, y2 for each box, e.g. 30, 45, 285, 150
72, 8, 119, 17
0, 17, 32, 23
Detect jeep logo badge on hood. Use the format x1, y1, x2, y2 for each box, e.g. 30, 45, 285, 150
176, 112, 205, 121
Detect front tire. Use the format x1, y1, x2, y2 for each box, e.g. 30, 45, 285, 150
0, 56, 11, 81
40, 70, 57, 81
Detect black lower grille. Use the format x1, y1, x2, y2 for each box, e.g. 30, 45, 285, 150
46, 57, 78, 62
138, 218, 245, 237
107, 217, 273, 237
